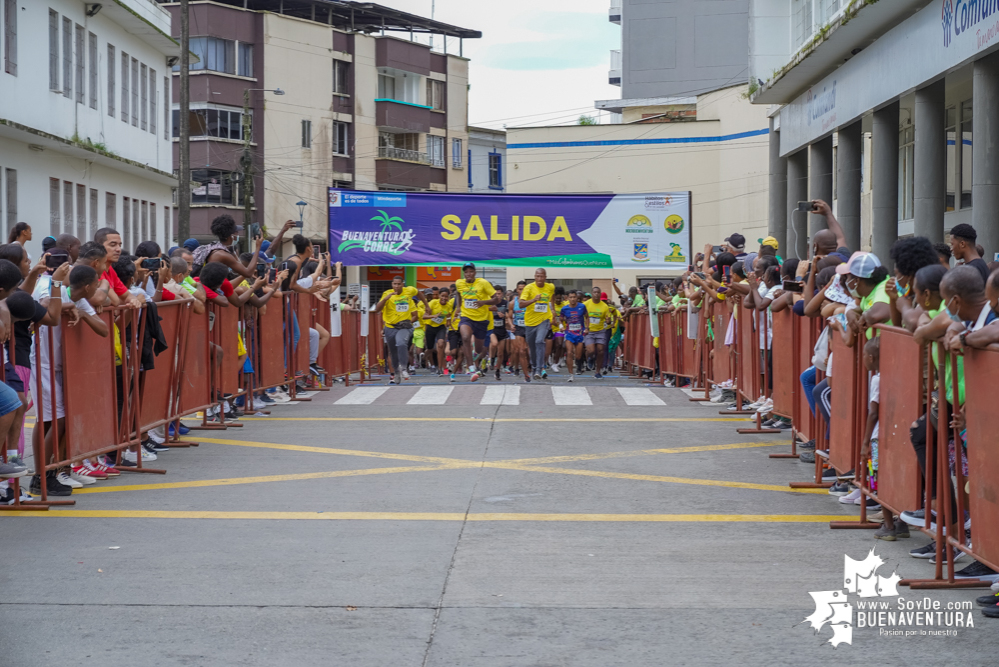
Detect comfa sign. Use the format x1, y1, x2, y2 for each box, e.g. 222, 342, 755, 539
328, 190, 692, 270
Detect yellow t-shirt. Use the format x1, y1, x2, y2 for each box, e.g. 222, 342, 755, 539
520, 282, 555, 327
446, 298, 460, 331
380, 286, 418, 326
413, 302, 425, 329
584, 299, 611, 332
455, 278, 496, 322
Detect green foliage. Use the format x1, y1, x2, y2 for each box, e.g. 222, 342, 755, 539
577, 115, 599, 126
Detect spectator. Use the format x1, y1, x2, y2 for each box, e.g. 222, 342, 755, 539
836, 252, 890, 344
934, 242, 952, 266
192, 215, 261, 280
949, 223, 989, 284
888, 237, 942, 329
95, 228, 144, 309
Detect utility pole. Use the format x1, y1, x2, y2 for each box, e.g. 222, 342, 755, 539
178, 0, 191, 243
241, 88, 254, 246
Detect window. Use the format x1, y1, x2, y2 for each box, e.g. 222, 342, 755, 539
898, 126, 914, 221
149, 68, 156, 135
946, 106, 957, 212
427, 79, 445, 111
172, 106, 251, 141
150, 204, 157, 247
48, 10, 58, 90
4, 0, 17, 76
63, 181, 73, 235
488, 152, 502, 189
163, 76, 169, 140
62, 17, 71, 99
961, 99, 973, 209
131, 199, 139, 249
88, 32, 97, 109
191, 169, 238, 205
5, 168, 15, 232
333, 60, 348, 94
107, 45, 115, 117
121, 51, 128, 122
140, 63, 147, 130
184, 36, 236, 75
89, 188, 98, 239
427, 135, 445, 167
76, 184, 86, 239
238, 42, 253, 77
106, 192, 116, 226
49, 178, 60, 236
333, 121, 349, 155
302, 119, 312, 148
74, 24, 84, 104
122, 196, 130, 249
451, 138, 462, 168
141, 201, 148, 242
378, 73, 395, 99
131, 57, 138, 126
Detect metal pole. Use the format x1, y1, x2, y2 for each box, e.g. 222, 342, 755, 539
178, 0, 191, 242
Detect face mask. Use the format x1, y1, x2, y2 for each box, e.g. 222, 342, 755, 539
847, 281, 860, 298
945, 297, 963, 323
901, 281, 911, 298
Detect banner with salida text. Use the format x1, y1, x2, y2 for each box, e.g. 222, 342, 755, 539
328, 189, 692, 270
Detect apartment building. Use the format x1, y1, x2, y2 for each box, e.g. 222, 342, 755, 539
159, 1, 478, 254
0, 0, 179, 259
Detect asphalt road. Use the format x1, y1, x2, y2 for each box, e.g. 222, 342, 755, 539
0, 372, 993, 666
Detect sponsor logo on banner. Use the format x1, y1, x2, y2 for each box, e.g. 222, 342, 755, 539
632, 242, 649, 262
339, 210, 416, 257
329, 190, 341, 207
664, 243, 686, 263
626, 215, 653, 234
643, 195, 672, 210
664, 214, 684, 234
942, 0, 955, 46
943, 0, 999, 48
806, 81, 837, 131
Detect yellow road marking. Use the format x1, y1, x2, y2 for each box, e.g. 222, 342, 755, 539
0, 510, 858, 522
73, 464, 462, 494
236, 417, 751, 423
503, 442, 781, 466
194, 437, 470, 465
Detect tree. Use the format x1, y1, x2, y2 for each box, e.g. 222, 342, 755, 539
578, 115, 599, 126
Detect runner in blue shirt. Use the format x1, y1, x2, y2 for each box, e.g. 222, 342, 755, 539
559, 290, 588, 383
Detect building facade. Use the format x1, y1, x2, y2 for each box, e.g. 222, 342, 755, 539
160, 0, 477, 264
0, 0, 179, 260
467, 126, 506, 193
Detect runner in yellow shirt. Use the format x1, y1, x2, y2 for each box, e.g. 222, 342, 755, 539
372, 276, 428, 383
519, 268, 556, 380
423, 287, 452, 376
583, 288, 611, 379
454, 263, 501, 382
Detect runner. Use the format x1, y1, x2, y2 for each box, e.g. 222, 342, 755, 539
510, 280, 531, 382
559, 290, 588, 383
489, 285, 509, 381
550, 286, 566, 373
445, 289, 462, 376
584, 287, 611, 379
453, 263, 501, 382
372, 276, 428, 383
410, 289, 431, 373
519, 268, 555, 380
422, 287, 452, 375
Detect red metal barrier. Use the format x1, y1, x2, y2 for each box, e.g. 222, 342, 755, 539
61, 310, 119, 466
770, 309, 794, 420
256, 301, 285, 389
827, 334, 863, 475
138, 301, 184, 434
178, 307, 212, 416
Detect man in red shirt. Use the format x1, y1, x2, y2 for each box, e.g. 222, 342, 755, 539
95, 227, 143, 309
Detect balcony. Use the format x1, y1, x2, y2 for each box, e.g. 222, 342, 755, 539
378, 146, 430, 164
376, 159, 447, 191
376, 99, 445, 134
609, 0, 621, 24
609, 49, 621, 86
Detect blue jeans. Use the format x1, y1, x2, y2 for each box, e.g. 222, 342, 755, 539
800, 365, 817, 416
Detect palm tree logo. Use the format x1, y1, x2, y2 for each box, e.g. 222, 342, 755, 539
371, 210, 404, 232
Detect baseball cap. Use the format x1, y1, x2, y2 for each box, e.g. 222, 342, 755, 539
257, 250, 274, 263
601, 292, 609, 300
836, 251, 881, 278
760, 236, 779, 250
41, 236, 57, 253
725, 233, 746, 251
260, 240, 271, 253
183, 238, 200, 251
462, 262, 476, 270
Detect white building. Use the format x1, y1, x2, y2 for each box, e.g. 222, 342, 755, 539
467, 126, 506, 193
0, 0, 179, 259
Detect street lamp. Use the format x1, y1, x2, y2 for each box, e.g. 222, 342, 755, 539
296, 200, 308, 228
241, 87, 286, 250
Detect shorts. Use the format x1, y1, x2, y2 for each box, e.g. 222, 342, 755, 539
554, 332, 565, 339
30, 367, 64, 421
412, 328, 426, 348
3, 362, 24, 394
545, 329, 553, 340
584, 329, 609, 346
0, 380, 21, 417
459, 317, 490, 341
425, 325, 445, 346
565, 332, 585, 345
490, 327, 506, 341
514, 325, 526, 338
447, 330, 463, 350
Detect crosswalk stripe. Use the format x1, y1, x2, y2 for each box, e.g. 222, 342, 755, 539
334, 387, 390, 405
407, 386, 454, 405
481, 385, 521, 405
617, 388, 665, 406
551, 387, 592, 405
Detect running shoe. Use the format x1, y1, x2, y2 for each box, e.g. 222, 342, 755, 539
70, 466, 98, 485
568, 374, 574, 383
57, 470, 83, 489
401, 370, 410, 381
449, 373, 456, 383
494, 367, 501, 381
541, 370, 548, 380
0, 461, 27, 479
8, 454, 30, 474
594, 372, 603, 379
955, 561, 999, 582
470, 370, 481, 382
909, 542, 936, 559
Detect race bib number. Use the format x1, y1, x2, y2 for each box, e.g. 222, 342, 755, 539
589, 315, 602, 325
533, 303, 548, 313
395, 302, 409, 312
493, 317, 503, 327
568, 323, 582, 333
515, 317, 525, 327
431, 316, 444, 325
464, 299, 479, 310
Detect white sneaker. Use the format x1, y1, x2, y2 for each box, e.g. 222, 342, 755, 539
270, 389, 291, 404
123, 449, 157, 464
756, 399, 774, 414
147, 431, 165, 445
401, 370, 410, 380
70, 469, 97, 485
57, 471, 83, 489
839, 488, 861, 504
551, 362, 560, 373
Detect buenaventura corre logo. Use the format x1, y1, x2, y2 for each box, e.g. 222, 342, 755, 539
798, 547, 975, 648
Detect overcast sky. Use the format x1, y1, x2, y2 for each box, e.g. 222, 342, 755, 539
379, 0, 621, 129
